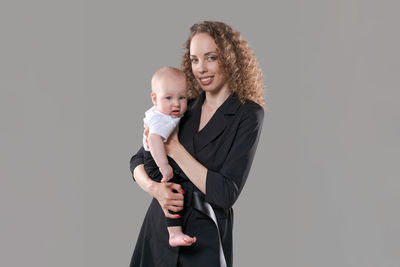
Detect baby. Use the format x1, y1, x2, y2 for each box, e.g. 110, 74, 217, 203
142, 66, 196, 247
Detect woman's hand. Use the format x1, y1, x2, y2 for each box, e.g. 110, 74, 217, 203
133, 164, 184, 218
149, 181, 184, 218
143, 123, 149, 149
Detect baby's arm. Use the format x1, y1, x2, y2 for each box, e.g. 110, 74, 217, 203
148, 133, 173, 182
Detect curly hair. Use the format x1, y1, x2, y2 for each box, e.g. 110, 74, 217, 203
181, 21, 265, 107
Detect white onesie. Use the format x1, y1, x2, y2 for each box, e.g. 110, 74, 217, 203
142, 106, 181, 151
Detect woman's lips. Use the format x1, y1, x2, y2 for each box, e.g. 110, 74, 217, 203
199, 76, 214, 86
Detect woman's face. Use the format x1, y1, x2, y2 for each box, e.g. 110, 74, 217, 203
189, 33, 229, 94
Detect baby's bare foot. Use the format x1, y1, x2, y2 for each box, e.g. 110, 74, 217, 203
169, 234, 197, 247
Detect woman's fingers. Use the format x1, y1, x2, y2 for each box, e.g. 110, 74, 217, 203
154, 182, 185, 216
162, 198, 184, 212
169, 183, 184, 195
143, 123, 149, 148
163, 209, 181, 219
163, 183, 184, 200
166, 199, 184, 207
165, 204, 182, 213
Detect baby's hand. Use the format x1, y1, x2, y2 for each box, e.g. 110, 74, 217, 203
160, 164, 173, 183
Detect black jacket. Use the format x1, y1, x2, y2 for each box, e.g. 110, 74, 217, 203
129, 92, 264, 267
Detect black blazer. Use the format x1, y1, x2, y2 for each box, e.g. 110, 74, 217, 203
130, 92, 264, 267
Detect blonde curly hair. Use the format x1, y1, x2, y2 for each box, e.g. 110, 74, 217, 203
181, 21, 265, 107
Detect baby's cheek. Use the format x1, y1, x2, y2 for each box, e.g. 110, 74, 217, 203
182, 102, 188, 112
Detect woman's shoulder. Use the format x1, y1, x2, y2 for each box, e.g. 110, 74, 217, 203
240, 98, 264, 121
229, 98, 264, 139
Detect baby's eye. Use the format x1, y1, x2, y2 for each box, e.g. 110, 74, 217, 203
166, 96, 172, 100
179, 96, 186, 100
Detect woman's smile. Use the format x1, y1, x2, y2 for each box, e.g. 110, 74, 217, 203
199, 75, 214, 85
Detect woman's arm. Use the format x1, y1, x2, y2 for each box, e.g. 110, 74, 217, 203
130, 147, 184, 218
168, 140, 207, 193
167, 105, 264, 209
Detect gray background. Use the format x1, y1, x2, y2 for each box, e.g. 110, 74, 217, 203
1, 0, 399, 266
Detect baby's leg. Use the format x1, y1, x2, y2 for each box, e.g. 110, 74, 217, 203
167, 225, 197, 247
165, 182, 195, 246
166, 216, 196, 247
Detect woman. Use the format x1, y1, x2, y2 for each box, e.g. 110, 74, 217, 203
130, 21, 265, 267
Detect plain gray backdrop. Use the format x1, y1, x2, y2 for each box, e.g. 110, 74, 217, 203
1, 0, 399, 266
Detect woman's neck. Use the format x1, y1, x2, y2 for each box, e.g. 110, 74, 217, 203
203, 88, 232, 110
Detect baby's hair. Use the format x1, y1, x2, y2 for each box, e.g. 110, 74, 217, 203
151, 66, 185, 93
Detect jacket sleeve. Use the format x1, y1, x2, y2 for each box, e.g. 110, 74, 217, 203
129, 146, 145, 181
204, 105, 264, 209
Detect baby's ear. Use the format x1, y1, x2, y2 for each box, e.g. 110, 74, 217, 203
151, 92, 157, 105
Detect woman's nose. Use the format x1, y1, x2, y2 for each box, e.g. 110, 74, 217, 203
197, 60, 207, 74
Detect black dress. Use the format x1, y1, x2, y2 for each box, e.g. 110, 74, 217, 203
129, 92, 264, 267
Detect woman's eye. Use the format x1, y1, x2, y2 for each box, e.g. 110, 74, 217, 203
208, 56, 217, 61
191, 58, 198, 63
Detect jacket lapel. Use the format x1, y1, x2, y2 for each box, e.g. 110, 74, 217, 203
195, 109, 226, 153
194, 92, 241, 154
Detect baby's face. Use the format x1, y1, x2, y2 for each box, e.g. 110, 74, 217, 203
152, 76, 187, 118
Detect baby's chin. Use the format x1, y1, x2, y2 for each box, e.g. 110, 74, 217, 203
170, 113, 183, 118
170, 111, 185, 118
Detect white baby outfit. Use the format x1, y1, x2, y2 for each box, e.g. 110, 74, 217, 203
143, 106, 181, 151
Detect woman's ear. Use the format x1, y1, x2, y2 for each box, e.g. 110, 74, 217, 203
151, 92, 157, 106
